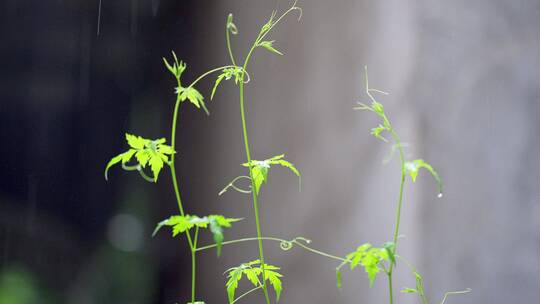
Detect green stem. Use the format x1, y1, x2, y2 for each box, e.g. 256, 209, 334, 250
238, 46, 272, 304
389, 129, 406, 247
232, 286, 263, 304
258, 4, 301, 43
364, 66, 410, 304
218, 175, 252, 196
293, 240, 347, 262
196, 236, 347, 262
169, 89, 197, 304
234, 6, 300, 303
193, 226, 200, 248
187, 65, 238, 89
386, 128, 406, 304
191, 247, 196, 303
388, 274, 394, 304
191, 227, 200, 302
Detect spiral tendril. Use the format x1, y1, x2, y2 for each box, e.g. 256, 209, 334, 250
279, 240, 293, 251
279, 237, 312, 251
241, 68, 251, 84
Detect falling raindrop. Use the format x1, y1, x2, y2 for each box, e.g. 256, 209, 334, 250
437, 193, 443, 198
151, 0, 160, 17
96, 0, 102, 36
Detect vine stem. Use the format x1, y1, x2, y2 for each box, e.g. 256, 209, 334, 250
232, 5, 300, 303
187, 65, 238, 89
238, 37, 272, 304
364, 66, 406, 304
232, 286, 263, 304
219, 175, 252, 195
293, 240, 347, 262
389, 129, 406, 247
195, 236, 347, 263
386, 129, 406, 304
169, 84, 197, 304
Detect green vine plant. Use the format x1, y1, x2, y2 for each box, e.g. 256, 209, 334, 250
104, 2, 315, 304
331, 66, 470, 304
104, 1, 469, 303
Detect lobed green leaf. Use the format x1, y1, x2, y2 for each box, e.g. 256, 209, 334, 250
153, 214, 240, 256
242, 154, 301, 194
163, 51, 186, 79
225, 260, 283, 303
210, 67, 244, 100
346, 243, 389, 287
104, 134, 175, 182
265, 269, 283, 301
226, 267, 244, 303
370, 124, 388, 142
126, 133, 148, 149
258, 40, 283, 55
211, 74, 226, 100
405, 159, 443, 194
178, 86, 208, 114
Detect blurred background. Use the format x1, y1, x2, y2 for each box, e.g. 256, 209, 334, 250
1, 0, 540, 303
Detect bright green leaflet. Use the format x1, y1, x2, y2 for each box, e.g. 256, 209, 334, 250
104, 133, 175, 182
177, 86, 207, 114
257, 40, 284, 55
335, 242, 395, 289
211, 67, 245, 100
163, 51, 210, 115
346, 243, 390, 287
144, 50, 244, 303
405, 159, 443, 194
241, 154, 301, 195
225, 260, 283, 304
153, 214, 242, 256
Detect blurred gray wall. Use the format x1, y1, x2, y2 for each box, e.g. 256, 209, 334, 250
188, 1, 540, 303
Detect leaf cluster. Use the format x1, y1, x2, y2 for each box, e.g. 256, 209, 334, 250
211, 67, 245, 100
356, 90, 443, 195
225, 260, 283, 303
337, 242, 395, 288
153, 214, 242, 256
242, 154, 300, 194
105, 133, 175, 182
164, 51, 209, 114
355, 100, 392, 142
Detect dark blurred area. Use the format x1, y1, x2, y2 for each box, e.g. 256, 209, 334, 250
0, 0, 213, 303
2, 1, 540, 304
